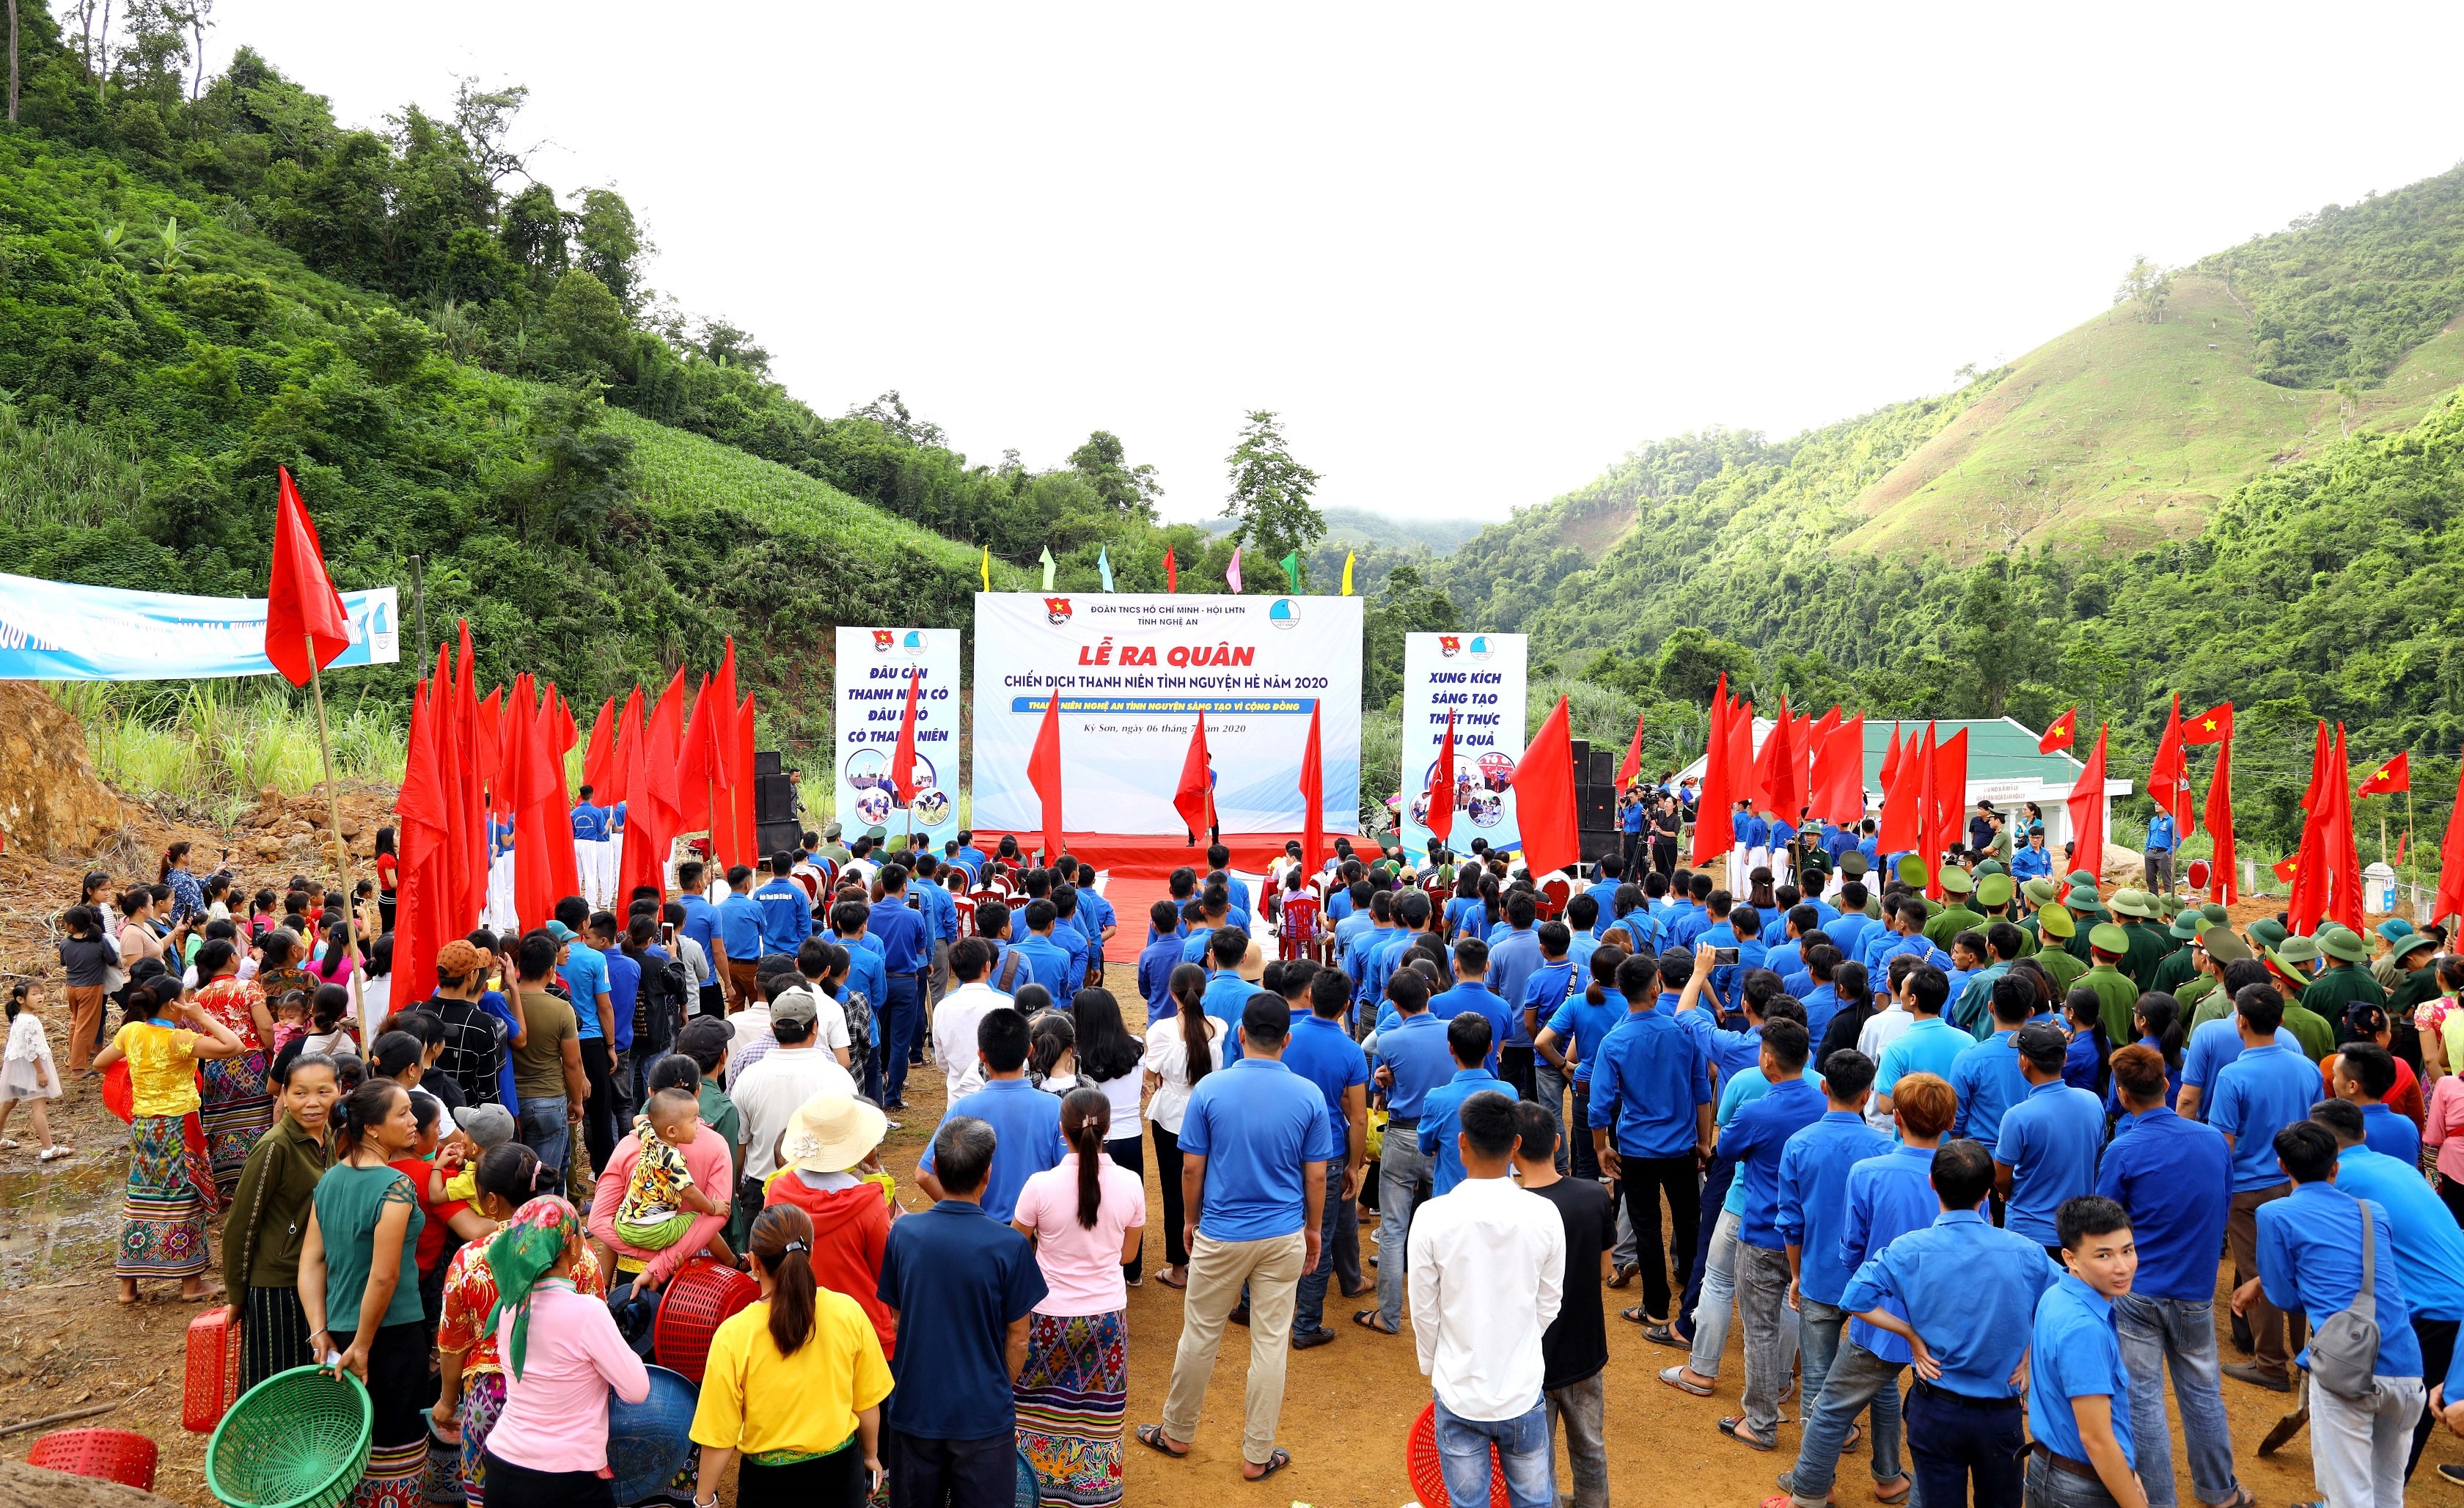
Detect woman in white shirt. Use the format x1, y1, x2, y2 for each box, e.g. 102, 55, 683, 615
1138, 964, 1223, 1290
1068, 990, 1148, 1284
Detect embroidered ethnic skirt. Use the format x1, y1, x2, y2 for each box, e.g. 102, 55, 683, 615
1013, 1309, 1130, 1507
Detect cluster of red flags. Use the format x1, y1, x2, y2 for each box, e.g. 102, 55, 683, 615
1873, 722, 1969, 897
1690, 678, 1869, 872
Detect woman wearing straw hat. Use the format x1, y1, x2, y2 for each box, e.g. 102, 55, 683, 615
760, 1093, 898, 1363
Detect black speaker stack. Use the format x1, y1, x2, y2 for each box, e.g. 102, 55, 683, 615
1569, 737, 1621, 869
752, 750, 801, 860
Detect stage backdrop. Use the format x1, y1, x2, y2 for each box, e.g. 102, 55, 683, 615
0, 574, 400, 680
833, 626, 963, 848
972, 592, 1362, 836
1399, 631, 1528, 865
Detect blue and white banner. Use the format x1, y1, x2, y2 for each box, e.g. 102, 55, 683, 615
0, 574, 400, 681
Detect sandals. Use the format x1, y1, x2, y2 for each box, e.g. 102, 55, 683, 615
1352, 1309, 1398, 1334
1719, 1416, 1778, 1452
1135, 1424, 1189, 1458
1154, 1270, 1188, 1291
1660, 1365, 1715, 1397
1606, 1262, 1638, 1289
1873, 1475, 1910, 1504
1640, 1320, 1685, 1347
0, 1138, 20, 1151
1243, 1448, 1292, 1482
38, 1146, 72, 1163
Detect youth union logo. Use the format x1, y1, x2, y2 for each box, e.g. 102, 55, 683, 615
1438, 635, 1463, 657
1044, 596, 1074, 626
1267, 597, 1302, 629
871, 629, 895, 652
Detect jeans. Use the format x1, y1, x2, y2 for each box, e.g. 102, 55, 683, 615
516, 1097, 571, 1182
885, 1427, 1016, 1508
2111, 1290, 2238, 1508
1294, 1173, 1349, 1334
1687, 1208, 1742, 1377
1676, 1155, 1734, 1342
1786, 1318, 1906, 1506
1431, 1396, 1554, 1508
2311, 1375, 2424, 1508
2024, 1451, 2121, 1507
1903, 1381, 2022, 1508
880, 972, 923, 1105
2411, 1316, 2459, 1477
1162, 1231, 1307, 1465
1536, 1063, 1575, 1175
1544, 1372, 1608, 1508
1377, 1132, 1433, 1329
1615, 1149, 1701, 1322
1736, 1241, 1800, 1435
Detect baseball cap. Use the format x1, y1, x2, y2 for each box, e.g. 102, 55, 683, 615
458, 1102, 516, 1151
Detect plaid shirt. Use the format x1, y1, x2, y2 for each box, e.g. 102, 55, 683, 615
428, 993, 507, 1108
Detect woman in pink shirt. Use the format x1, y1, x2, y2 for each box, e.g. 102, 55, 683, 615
1008, 1088, 1145, 1507
585, 1101, 736, 1292
478, 1195, 649, 1507
2424, 1072, 2464, 1227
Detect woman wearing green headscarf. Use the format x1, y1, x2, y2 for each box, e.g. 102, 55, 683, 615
474, 1193, 649, 1507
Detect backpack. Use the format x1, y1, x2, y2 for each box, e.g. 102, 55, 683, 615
2309, 1198, 2384, 1404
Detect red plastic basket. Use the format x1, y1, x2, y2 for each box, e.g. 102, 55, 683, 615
183, 1304, 243, 1432
1405, 1401, 1510, 1508
652, 1258, 759, 1385
26, 1427, 159, 1491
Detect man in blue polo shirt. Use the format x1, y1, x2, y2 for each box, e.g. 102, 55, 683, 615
1841, 1139, 2062, 1508
1773, 1050, 1895, 1504
1286, 967, 1369, 1348
1668, 873, 1715, 951
1585, 855, 1629, 927
2027, 1196, 2147, 1508
1145, 994, 1334, 1482
714, 864, 764, 1011
869, 864, 930, 1111
917, 1008, 1064, 1223
1717, 1017, 1826, 1450
1137, 900, 1187, 1024
1367, 970, 1453, 1336
1950, 978, 2036, 1149
750, 853, 812, 956
1418, 1014, 1507, 1196
2242, 1119, 2427, 1508
2331, 1042, 2422, 1166
2208, 984, 2324, 1392
2097, 1044, 2240, 1508
1994, 1020, 2106, 1256
879, 1115, 1049, 1507
1588, 952, 1712, 1331
1427, 937, 1510, 1079
1873, 965, 1966, 1125
1008, 898, 1079, 997
1485, 892, 1544, 1099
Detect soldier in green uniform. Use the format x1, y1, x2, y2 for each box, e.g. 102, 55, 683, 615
2149, 908, 2204, 996
1970, 873, 2036, 958
2105, 889, 2172, 992
818, 821, 851, 868
2017, 878, 2059, 948
2061, 885, 2102, 967
2064, 871, 2111, 925
1838, 851, 1881, 918
2261, 935, 2337, 1061
2033, 905, 2088, 995
2181, 927, 2254, 1026
2383, 931, 2441, 1038
2302, 928, 2389, 1041
2080, 922, 2142, 1048
1924, 867, 1984, 950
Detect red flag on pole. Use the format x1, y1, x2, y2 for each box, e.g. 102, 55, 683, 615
540, 688, 583, 907
2183, 702, 2233, 746
2287, 722, 2332, 933
264, 466, 353, 687
455, 624, 488, 926
2358, 750, 2411, 796
2147, 694, 2193, 840
2065, 725, 2110, 885
2204, 733, 2237, 904
1725, 699, 1755, 841
1926, 728, 1968, 898
1814, 715, 1866, 824
1877, 722, 1926, 856
1423, 709, 1458, 848
428, 642, 470, 941
507, 680, 554, 929
1880, 722, 1904, 791
735, 694, 758, 867
1912, 723, 1942, 896
889, 670, 925, 802
2038, 708, 2077, 755
1173, 713, 1216, 846
392, 677, 450, 1002
1164, 547, 1177, 595
582, 698, 616, 796
2327, 725, 2364, 933
1690, 676, 1734, 868
1028, 687, 1066, 863
620, 667, 689, 903
2432, 757, 2464, 927
605, 685, 643, 809
1299, 699, 1326, 876
1514, 695, 1580, 879
1616, 711, 1646, 789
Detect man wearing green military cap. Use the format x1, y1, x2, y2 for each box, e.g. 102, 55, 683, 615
2259, 937, 2337, 1060
1972, 873, 2034, 956
2033, 905, 2088, 993
1974, 858, 2007, 879
2058, 885, 2103, 967
2081, 922, 2141, 1047
2149, 909, 2207, 997
2105, 889, 2172, 992
1893, 852, 1930, 890
2181, 926, 2252, 1026
2301, 926, 2388, 1042
2383, 931, 2441, 1023
1924, 868, 1984, 950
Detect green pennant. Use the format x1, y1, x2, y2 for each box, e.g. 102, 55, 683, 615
1039, 546, 1056, 591
1278, 550, 1301, 593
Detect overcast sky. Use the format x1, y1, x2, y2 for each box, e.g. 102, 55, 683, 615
208, 3, 2464, 527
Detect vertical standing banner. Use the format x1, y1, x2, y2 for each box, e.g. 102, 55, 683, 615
971, 592, 1363, 835
1400, 632, 1528, 865
833, 627, 961, 848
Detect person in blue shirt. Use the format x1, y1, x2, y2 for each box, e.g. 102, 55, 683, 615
1823, 880, 1877, 964
1285, 967, 1370, 1347
2330, 1043, 2422, 1166
909, 849, 962, 970
2027, 1196, 2148, 1508
2208, 984, 2328, 1391
2012, 826, 2054, 882
1331, 882, 1379, 970
1519, 923, 1582, 1169
1588, 952, 1712, 1331
1145, 994, 1335, 1479
953, 830, 989, 876
824, 899, 890, 1098
1761, 903, 1816, 984
1950, 978, 2036, 1149
1607, 883, 1662, 958
918, 1006, 1065, 1223
569, 786, 612, 908
1047, 887, 1095, 989
1619, 791, 1648, 871
1359, 892, 1434, 1020
1772, 1050, 1898, 1504
1841, 1139, 2063, 1508
2176, 976, 2302, 1123
1068, 864, 1116, 975
1196, 928, 1258, 1056
2096, 1044, 2240, 1508
713, 864, 765, 1010
1484, 892, 1544, 1093
1584, 855, 1629, 930
1426, 937, 1511, 1078
1536, 941, 1623, 1184
1418, 1013, 1508, 1196
868, 864, 930, 1111
1873, 965, 1968, 1125
1180, 890, 1232, 965
1717, 1017, 1827, 1449
670, 860, 725, 1018
1203, 843, 1252, 920
1993, 1020, 2108, 1255
2240, 1119, 2427, 1508
1365, 970, 1453, 1335
1795, 945, 1847, 1042
1009, 898, 1080, 1000
1136, 900, 1188, 1025
749, 854, 813, 956
2142, 809, 2177, 895
1557, 893, 1600, 985
1668, 873, 1715, 951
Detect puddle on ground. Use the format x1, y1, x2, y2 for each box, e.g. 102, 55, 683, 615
0, 1158, 120, 1289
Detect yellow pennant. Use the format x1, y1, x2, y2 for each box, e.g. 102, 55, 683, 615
1341, 550, 1356, 596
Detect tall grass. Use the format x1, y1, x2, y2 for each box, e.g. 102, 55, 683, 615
46, 681, 407, 819
0, 410, 150, 531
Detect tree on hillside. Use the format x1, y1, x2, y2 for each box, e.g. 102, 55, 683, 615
1068, 431, 1162, 519
2115, 255, 2172, 323
1222, 409, 1323, 587
1653, 627, 1756, 704
451, 77, 532, 185
571, 186, 648, 312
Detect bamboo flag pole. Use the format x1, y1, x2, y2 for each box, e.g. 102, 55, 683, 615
306, 634, 362, 1023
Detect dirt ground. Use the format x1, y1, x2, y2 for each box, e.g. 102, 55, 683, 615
3, 852, 2458, 1505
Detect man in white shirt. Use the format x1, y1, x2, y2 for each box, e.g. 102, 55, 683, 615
1855, 963, 1920, 1132
932, 937, 1017, 1102
727, 992, 857, 1198
1409, 1088, 1566, 1508
769, 969, 851, 1071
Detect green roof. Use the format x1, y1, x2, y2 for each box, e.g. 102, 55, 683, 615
1858, 718, 2086, 788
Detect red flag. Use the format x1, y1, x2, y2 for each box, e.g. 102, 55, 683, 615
1164, 546, 1177, 594
2038, 708, 2077, 755
2065, 725, 2110, 884
735, 694, 758, 866
2287, 722, 2332, 932
1877, 722, 1927, 856
1910, 723, 1940, 895
455, 625, 488, 926
712, 639, 742, 776
605, 685, 644, 809
2147, 695, 2193, 839
1879, 722, 1904, 791
2204, 733, 2237, 904
2327, 725, 2364, 933
507, 679, 554, 929
2273, 853, 2301, 885
1761, 695, 1802, 822
1810, 715, 1865, 824
676, 675, 722, 839
1725, 699, 1755, 847
429, 641, 471, 942
2397, 830, 2410, 867
2183, 702, 2233, 746
2432, 756, 2464, 927
1423, 709, 1458, 847
1174, 712, 1216, 844
1514, 695, 1580, 879
620, 667, 690, 903
1690, 675, 1735, 868
2358, 750, 2410, 797
1299, 699, 1326, 876
1616, 711, 1646, 789
1027, 687, 1066, 863
392, 677, 450, 1003
264, 466, 353, 687
581, 698, 616, 796
540, 687, 583, 907
1752, 695, 1789, 816
888, 670, 925, 802
1926, 728, 1968, 898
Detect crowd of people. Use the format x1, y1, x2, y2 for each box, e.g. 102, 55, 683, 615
21, 808, 2464, 1508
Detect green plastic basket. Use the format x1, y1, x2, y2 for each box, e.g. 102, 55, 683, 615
205, 1365, 373, 1508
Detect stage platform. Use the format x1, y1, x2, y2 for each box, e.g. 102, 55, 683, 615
980, 831, 1349, 886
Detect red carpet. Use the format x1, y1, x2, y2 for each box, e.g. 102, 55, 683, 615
978, 830, 1322, 885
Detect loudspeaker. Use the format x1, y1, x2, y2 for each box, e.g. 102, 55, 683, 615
1579, 828, 1621, 866
1578, 789, 1615, 829
1569, 739, 1590, 769
754, 772, 798, 825
1589, 749, 1618, 786
755, 750, 783, 777
755, 819, 802, 861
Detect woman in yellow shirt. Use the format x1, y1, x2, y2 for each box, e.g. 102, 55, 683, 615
94, 978, 244, 1303
688, 1204, 891, 1508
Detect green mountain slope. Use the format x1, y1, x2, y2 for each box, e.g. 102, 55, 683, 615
1200, 507, 1483, 557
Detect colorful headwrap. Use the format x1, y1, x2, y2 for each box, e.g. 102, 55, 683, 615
483, 1194, 582, 1380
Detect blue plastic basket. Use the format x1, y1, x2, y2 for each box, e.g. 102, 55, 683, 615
607, 1365, 698, 1504
1016, 1445, 1040, 1507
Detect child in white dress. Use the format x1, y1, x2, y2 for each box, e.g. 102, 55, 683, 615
0, 983, 73, 1161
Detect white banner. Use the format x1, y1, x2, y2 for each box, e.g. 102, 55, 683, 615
832, 626, 962, 847
970, 592, 1362, 835
1399, 632, 1528, 865
0, 574, 400, 681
